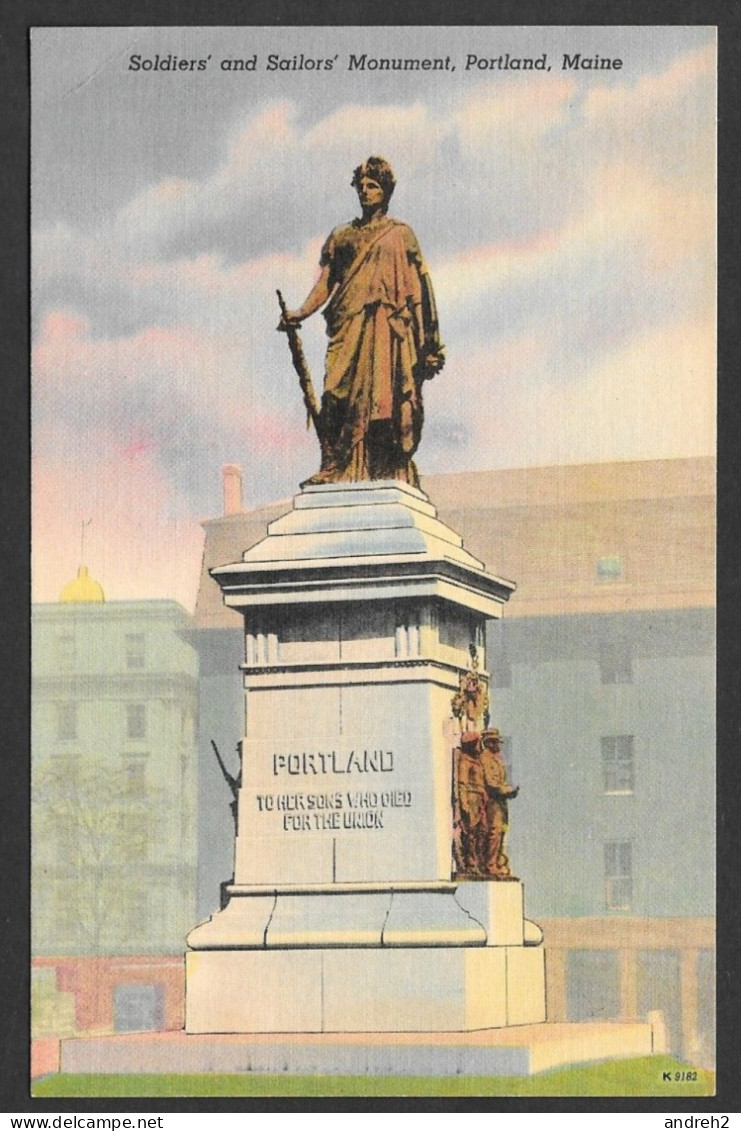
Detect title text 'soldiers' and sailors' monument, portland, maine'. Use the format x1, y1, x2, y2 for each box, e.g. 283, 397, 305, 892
127, 49, 625, 74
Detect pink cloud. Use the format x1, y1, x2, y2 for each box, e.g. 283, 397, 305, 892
32, 427, 204, 608
454, 76, 578, 153
583, 42, 715, 125
423, 314, 715, 477
37, 309, 87, 339
33, 308, 252, 433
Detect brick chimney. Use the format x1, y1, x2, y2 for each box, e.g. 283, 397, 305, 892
222, 464, 243, 516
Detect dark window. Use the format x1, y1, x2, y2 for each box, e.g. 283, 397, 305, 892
566, 950, 620, 1021
599, 646, 633, 684
602, 736, 635, 794
596, 555, 623, 582
56, 702, 78, 741
126, 703, 146, 740
113, 984, 163, 1032
123, 760, 147, 796
605, 841, 633, 910
55, 634, 76, 672
125, 634, 146, 670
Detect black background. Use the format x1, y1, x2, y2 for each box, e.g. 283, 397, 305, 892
3, 0, 737, 1116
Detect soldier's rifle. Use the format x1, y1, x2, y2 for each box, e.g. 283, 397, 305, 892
210, 738, 239, 796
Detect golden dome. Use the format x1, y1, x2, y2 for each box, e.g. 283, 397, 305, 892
59, 565, 105, 604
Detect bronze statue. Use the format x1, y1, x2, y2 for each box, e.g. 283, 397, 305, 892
480, 729, 519, 878
211, 739, 242, 834
454, 732, 489, 876
279, 156, 445, 488
453, 729, 519, 879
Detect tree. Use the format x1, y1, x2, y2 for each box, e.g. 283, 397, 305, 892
33, 756, 165, 954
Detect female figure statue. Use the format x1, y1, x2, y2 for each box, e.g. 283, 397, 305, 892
281, 156, 445, 487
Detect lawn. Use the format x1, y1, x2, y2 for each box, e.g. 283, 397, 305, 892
33, 1055, 714, 1098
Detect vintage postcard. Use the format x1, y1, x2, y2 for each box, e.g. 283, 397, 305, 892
30, 24, 716, 1100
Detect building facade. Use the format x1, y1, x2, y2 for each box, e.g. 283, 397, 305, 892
32, 582, 199, 962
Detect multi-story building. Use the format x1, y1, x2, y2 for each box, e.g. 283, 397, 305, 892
191, 457, 714, 1063
32, 569, 199, 968
428, 458, 715, 1065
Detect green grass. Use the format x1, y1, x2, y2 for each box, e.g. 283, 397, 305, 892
33, 1056, 714, 1098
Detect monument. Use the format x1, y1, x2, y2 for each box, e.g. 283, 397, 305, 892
185, 157, 547, 1035
57, 157, 657, 1081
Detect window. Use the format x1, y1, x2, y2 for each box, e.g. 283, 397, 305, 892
113, 983, 163, 1032
490, 664, 512, 689
566, 950, 620, 1021
56, 702, 78, 742
602, 736, 635, 794
126, 703, 147, 740
123, 760, 147, 796
596, 555, 623, 582
605, 840, 633, 911
599, 645, 633, 684
125, 634, 146, 671
55, 634, 76, 672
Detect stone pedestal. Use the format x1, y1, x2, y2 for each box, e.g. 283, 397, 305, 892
186, 480, 546, 1033
61, 1020, 660, 1078
186, 944, 545, 1033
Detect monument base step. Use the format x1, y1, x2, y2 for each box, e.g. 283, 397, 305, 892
185, 945, 546, 1033
60, 1021, 659, 1078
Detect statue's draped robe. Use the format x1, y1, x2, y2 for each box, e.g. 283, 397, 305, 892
318, 216, 442, 484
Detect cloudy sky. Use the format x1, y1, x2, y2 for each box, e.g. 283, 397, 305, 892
31, 25, 716, 608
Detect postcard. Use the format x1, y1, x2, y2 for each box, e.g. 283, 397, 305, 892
30, 24, 716, 1101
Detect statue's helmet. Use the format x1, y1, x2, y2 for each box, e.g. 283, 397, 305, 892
351, 156, 396, 205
